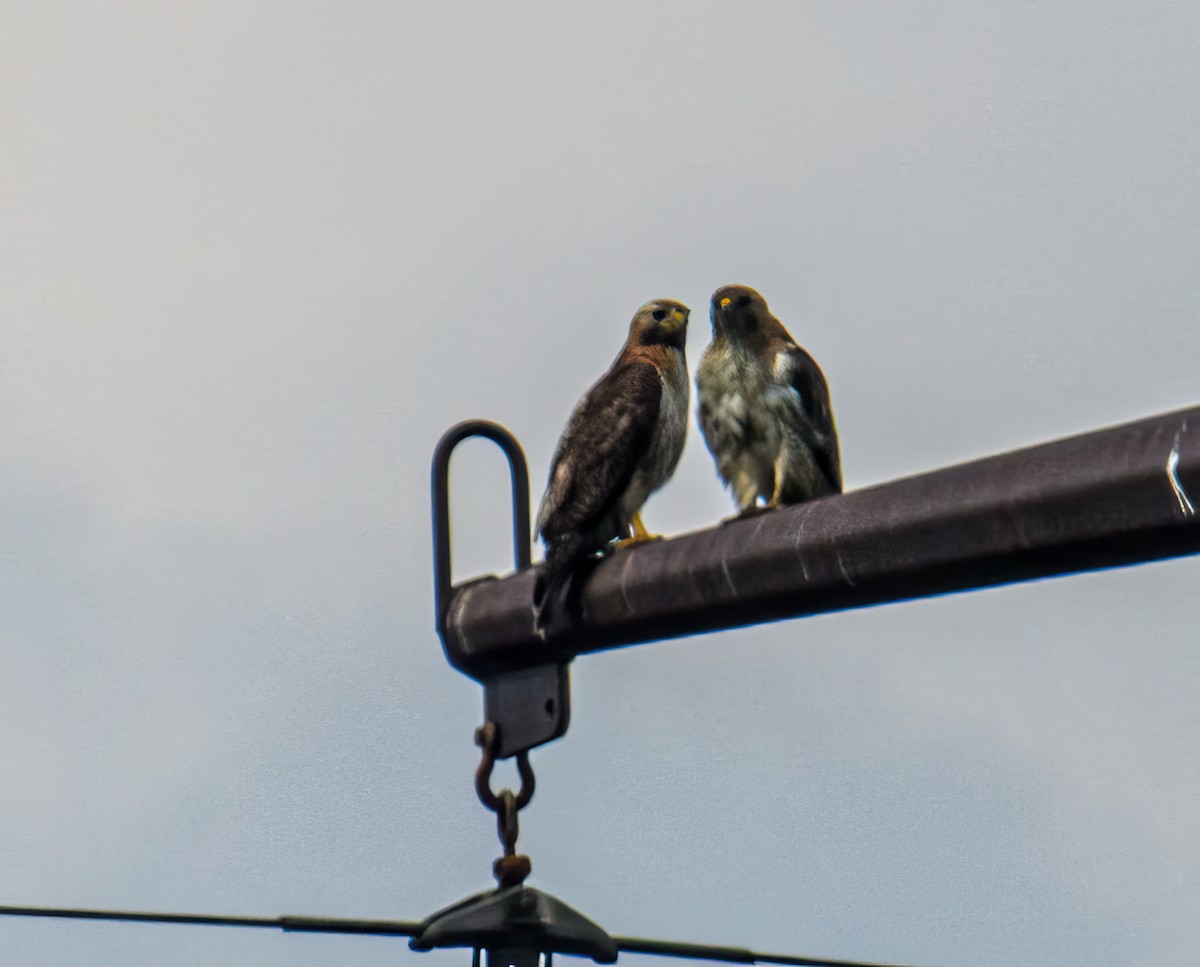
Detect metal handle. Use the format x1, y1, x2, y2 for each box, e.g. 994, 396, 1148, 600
431, 419, 532, 640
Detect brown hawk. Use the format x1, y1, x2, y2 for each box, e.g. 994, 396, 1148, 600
533, 299, 690, 634
696, 284, 841, 516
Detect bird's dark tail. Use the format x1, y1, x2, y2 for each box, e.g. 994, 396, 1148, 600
532, 536, 589, 638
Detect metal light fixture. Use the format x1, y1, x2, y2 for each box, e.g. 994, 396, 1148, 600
410, 884, 618, 967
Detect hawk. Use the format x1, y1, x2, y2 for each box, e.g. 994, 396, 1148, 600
533, 299, 691, 634
696, 284, 841, 516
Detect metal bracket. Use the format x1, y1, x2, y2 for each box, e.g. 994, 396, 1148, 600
482, 664, 570, 760
431, 420, 570, 759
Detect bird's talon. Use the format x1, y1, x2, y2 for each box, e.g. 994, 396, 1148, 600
614, 533, 662, 549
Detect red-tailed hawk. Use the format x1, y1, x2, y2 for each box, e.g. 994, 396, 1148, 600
533, 299, 690, 634
697, 285, 841, 516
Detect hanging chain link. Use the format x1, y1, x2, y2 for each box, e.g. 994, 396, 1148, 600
474, 722, 534, 887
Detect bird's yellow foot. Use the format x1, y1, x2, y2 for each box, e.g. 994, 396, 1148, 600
614, 533, 662, 548
614, 512, 662, 548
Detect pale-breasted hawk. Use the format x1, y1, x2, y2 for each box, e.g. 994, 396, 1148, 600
696, 284, 841, 515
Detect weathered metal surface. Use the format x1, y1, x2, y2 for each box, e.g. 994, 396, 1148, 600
441, 406, 1200, 679
481, 663, 570, 758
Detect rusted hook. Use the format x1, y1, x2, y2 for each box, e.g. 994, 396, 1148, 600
474, 722, 536, 825
474, 723, 536, 886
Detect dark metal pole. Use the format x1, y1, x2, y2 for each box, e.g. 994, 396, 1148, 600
441, 406, 1200, 679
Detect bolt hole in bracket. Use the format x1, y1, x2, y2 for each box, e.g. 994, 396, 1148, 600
432, 420, 571, 759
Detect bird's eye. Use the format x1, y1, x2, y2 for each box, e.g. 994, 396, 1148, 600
652, 309, 667, 322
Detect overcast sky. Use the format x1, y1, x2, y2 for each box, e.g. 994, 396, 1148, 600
2, 2, 1199, 966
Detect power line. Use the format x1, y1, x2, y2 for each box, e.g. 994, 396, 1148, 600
0, 906, 915, 967
0, 905, 421, 936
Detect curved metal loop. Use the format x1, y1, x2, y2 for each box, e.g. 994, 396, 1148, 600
474, 723, 502, 812
497, 789, 518, 856
474, 722, 536, 852
512, 752, 536, 810
431, 420, 532, 639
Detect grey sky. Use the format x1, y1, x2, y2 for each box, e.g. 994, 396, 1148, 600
2, 2, 1199, 965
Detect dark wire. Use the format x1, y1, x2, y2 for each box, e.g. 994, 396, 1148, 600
613, 936, 918, 967
0, 905, 421, 937
0, 906, 918, 967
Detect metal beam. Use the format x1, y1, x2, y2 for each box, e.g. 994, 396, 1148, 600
441, 406, 1200, 679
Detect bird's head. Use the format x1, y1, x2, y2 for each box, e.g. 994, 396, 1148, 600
710, 284, 770, 337
629, 299, 690, 350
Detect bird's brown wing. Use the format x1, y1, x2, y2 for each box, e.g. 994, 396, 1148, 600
537, 360, 663, 540
785, 345, 842, 493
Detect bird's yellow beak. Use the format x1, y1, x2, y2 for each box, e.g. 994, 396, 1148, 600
719, 297, 732, 309
659, 306, 688, 334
